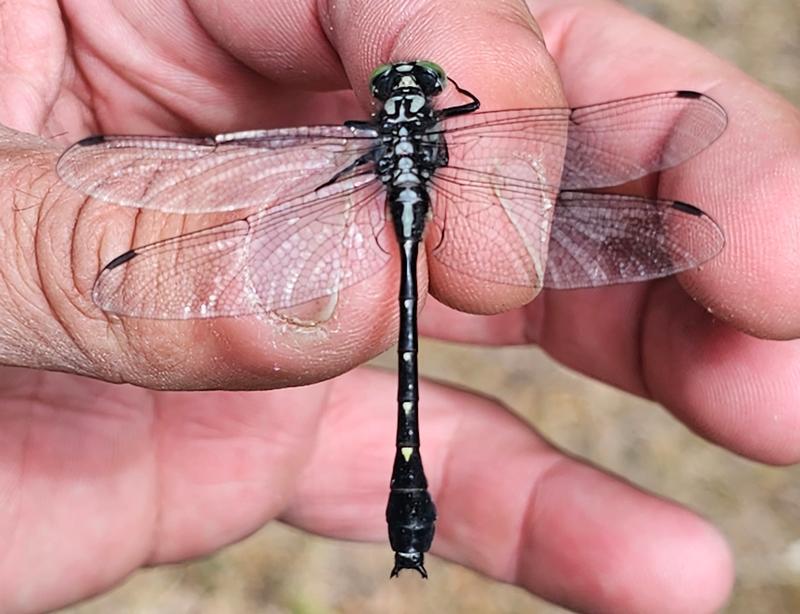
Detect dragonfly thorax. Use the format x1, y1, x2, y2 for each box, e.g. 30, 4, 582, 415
374, 85, 446, 242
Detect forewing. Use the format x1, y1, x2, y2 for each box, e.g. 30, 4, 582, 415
543, 191, 725, 289
58, 126, 379, 213
438, 107, 571, 168
562, 91, 727, 189
438, 91, 726, 191
93, 176, 390, 318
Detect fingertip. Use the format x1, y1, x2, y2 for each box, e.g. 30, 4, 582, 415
662, 521, 735, 614
427, 268, 538, 315
329, 0, 564, 110
519, 460, 734, 613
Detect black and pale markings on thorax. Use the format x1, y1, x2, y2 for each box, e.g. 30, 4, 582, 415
376, 70, 447, 240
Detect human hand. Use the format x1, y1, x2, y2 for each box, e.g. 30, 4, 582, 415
0, 0, 797, 612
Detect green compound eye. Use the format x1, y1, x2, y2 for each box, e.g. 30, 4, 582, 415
369, 63, 393, 83
416, 60, 446, 83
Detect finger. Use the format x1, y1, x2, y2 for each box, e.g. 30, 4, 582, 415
58, 0, 361, 134
0, 3, 64, 134
285, 368, 733, 612
195, 0, 566, 313
0, 125, 402, 387
531, 0, 800, 340
533, 0, 800, 463
189, 0, 560, 110
325, 0, 565, 314
0, 366, 328, 611
642, 283, 800, 464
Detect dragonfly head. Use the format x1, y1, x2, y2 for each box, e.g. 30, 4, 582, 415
370, 60, 446, 101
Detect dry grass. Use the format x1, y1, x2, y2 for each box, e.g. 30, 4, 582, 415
64, 1, 799, 612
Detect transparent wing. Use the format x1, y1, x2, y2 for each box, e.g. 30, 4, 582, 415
57, 126, 379, 213
426, 104, 569, 289
543, 191, 725, 289
427, 166, 558, 288
561, 91, 727, 189
439, 90, 727, 189
428, 90, 726, 288
93, 176, 390, 318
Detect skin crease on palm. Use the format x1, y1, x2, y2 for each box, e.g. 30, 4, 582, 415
0, 0, 799, 611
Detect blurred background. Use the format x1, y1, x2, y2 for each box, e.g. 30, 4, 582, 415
65, 0, 799, 612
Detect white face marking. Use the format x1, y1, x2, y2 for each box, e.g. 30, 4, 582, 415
402, 352, 412, 362
401, 447, 414, 462
402, 400, 413, 413
397, 75, 419, 89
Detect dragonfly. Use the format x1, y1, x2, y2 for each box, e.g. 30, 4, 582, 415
57, 60, 727, 578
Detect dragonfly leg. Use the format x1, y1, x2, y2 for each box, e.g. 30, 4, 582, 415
315, 150, 377, 189
438, 77, 481, 118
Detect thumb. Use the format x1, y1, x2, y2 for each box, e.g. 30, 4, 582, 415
0, 125, 396, 389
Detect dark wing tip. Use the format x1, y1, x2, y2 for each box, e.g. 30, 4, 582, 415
676, 90, 728, 124
671, 200, 727, 259
76, 134, 107, 147
104, 250, 138, 270
671, 201, 705, 216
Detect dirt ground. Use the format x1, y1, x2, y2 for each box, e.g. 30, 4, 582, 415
65, 1, 799, 612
